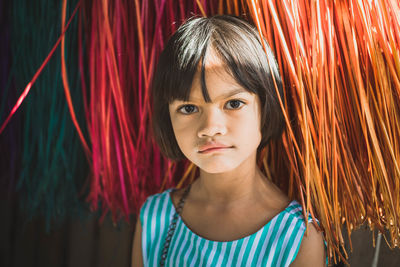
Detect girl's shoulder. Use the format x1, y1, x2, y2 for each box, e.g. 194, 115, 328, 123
141, 188, 174, 206
139, 188, 175, 227
284, 200, 316, 221
280, 199, 322, 232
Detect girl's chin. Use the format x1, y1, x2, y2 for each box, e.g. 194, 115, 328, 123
194, 160, 239, 174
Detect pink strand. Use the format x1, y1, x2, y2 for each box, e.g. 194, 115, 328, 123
0, 1, 82, 135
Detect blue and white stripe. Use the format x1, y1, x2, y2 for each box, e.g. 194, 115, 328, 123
139, 188, 327, 266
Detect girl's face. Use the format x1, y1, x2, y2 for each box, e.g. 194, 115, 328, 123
169, 49, 262, 173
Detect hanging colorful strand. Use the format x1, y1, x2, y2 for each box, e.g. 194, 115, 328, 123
80, 0, 217, 222
6, 0, 88, 229
0, 0, 21, 195
245, 0, 400, 264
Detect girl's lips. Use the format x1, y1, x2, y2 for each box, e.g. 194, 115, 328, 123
199, 147, 233, 154
198, 144, 234, 153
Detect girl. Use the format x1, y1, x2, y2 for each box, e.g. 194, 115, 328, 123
132, 14, 327, 266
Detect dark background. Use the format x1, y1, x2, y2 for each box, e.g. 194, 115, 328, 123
1, 192, 400, 267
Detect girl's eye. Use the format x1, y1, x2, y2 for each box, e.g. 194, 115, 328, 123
178, 105, 198, 114
177, 100, 245, 114
225, 99, 245, 109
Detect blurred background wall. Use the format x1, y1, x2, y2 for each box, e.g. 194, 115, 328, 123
1, 192, 400, 267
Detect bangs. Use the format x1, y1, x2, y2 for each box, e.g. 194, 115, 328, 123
156, 17, 210, 103
155, 15, 277, 105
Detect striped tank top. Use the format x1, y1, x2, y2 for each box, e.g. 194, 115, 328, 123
140, 188, 328, 266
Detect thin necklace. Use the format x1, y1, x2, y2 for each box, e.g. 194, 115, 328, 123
159, 184, 192, 266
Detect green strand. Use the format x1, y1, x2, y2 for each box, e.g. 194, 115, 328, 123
11, 0, 88, 230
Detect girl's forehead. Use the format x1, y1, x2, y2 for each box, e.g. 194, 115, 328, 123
202, 46, 224, 68
184, 70, 253, 105
191, 69, 242, 97
200, 50, 254, 96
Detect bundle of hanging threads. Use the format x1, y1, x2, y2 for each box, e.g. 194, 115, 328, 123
1, 0, 399, 265
0, 0, 88, 229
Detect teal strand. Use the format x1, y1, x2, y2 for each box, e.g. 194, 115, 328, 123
10, 0, 89, 230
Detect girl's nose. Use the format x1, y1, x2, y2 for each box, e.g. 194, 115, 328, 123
197, 108, 227, 138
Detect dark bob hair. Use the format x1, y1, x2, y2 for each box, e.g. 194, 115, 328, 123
151, 14, 285, 161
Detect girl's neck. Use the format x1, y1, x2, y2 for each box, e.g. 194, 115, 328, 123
191, 163, 269, 206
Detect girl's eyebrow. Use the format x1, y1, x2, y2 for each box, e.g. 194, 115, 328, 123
188, 87, 249, 102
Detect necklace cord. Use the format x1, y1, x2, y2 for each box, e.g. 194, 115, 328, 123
159, 184, 192, 266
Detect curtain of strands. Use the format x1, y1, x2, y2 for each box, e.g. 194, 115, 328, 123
0, 0, 89, 230
1, 0, 400, 264
246, 0, 400, 264
0, 2, 19, 194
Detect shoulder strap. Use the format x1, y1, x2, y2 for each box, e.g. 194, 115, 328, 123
159, 184, 192, 266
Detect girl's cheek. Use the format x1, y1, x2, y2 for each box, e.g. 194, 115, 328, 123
173, 116, 196, 131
